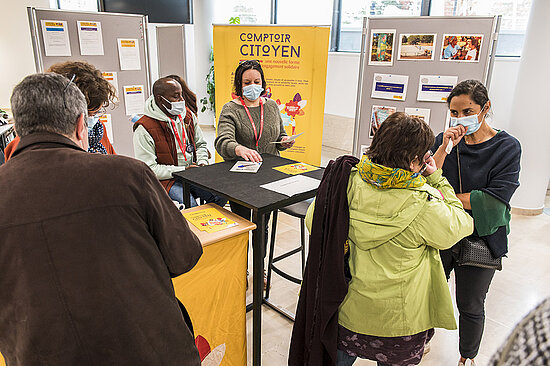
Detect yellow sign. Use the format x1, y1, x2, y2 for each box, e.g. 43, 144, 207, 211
213, 25, 330, 166
273, 162, 319, 175
120, 40, 135, 47
182, 207, 238, 233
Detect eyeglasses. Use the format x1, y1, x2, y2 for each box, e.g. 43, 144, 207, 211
239, 59, 260, 66
418, 150, 433, 175
62, 74, 76, 110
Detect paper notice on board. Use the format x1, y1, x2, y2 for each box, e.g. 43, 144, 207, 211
123, 85, 145, 116
117, 38, 141, 70
405, 107, 431, 125
41, 20, 71, 56
371, 73, 409, 101
417, 75, 458, 102
77, 21, 104, 55
102, 71, 118, 91
98, 114, 113, 143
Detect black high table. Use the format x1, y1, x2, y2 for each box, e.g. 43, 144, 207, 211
173, 154, 324, 366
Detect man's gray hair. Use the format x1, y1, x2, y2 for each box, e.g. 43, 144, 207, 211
10, 73, 87, 138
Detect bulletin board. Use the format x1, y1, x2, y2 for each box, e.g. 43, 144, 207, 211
27, 7, 151, 157
353, 16, 501, 156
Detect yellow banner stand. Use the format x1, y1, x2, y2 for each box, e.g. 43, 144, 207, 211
213, 25, 330, 166
0, 205, 252, 366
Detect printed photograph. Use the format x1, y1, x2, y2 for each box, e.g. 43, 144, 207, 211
398, 34, 436, 60
440, 34, 483, 62
370, 105, 397, 138
369, 29, 396, 66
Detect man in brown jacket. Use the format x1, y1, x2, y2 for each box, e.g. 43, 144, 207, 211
0, 73, 202, 365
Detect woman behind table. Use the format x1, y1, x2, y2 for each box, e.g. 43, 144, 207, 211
3, 61, 117, 159
432, 80, 521, 366
307, 113, 473, 366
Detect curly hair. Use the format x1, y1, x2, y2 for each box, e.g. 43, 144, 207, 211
367, 112, 434, 171
47, 61, 117, 112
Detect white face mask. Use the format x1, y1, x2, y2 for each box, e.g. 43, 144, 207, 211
449, 104, 488, 135
161, 95, 186, 116
242, 84, 264, 101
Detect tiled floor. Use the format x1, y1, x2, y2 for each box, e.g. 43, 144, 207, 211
201, 125, 550, 366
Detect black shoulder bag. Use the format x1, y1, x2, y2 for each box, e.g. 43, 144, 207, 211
456, 145, 503, 270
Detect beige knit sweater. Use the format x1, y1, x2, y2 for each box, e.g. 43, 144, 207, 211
215, 98, 288, 160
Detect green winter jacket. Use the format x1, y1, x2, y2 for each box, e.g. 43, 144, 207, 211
306, 168, 473, 337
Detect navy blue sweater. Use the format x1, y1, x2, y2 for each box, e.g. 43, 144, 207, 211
433, 130, 521, 257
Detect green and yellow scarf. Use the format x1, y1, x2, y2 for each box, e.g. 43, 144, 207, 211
357, 155, 426, 189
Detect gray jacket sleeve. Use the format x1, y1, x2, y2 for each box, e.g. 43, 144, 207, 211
215, 103, 240, 160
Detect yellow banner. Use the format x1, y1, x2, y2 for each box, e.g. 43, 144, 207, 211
213, 25, 330, 166
173, 233, 248, 366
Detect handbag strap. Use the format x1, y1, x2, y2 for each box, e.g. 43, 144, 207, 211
456, 144, 463, 194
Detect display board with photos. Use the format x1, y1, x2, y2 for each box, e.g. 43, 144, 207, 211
353, 16, 501, 156
28, 7, 151, 157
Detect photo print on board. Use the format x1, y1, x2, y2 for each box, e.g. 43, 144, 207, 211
398, 34, 437, 61
441, 34, 483, 62
370, 105, 397, 138
369, 29, 396, 66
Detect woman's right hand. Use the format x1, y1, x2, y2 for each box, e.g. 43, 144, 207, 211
235, 145, 262, 162
442, 125, 467, 148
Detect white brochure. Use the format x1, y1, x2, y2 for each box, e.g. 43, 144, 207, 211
260, 175, 320, 197
417, 75, 458, 103
117, 38, 141, 70
371, 73, 409, 101
77, 21, 104, 55
41, 20, 71, 56
123, 85, 145, 116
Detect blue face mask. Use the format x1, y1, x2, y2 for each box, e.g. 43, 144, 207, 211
449, 105, 487, 135
242, 84, 264, 101
87, 116, 99, 133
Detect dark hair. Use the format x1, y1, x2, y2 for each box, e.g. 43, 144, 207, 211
367, 112, 434, 171
447, 79, 489, 108
233, 60, 267, 98
166, 74, 198, 115
11, 73, 87, 138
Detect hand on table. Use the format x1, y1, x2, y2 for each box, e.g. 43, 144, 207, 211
235, 145, 262, 162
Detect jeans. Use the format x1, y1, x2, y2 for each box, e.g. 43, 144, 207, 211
169, 181, 227, 208
336, 350, 390, 366
440, 247, 496, 359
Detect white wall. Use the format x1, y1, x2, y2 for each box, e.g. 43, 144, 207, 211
323, 52, 521, 131
0, 0, 51, 110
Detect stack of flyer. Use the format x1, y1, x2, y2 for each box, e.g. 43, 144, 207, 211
182, 207, 238, 233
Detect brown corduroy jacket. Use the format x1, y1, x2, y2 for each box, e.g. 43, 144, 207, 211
0, 132, 202, 365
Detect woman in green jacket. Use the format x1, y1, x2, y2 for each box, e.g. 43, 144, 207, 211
306, 113, 474, 366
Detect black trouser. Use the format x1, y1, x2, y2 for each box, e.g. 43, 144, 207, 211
229, 201, 270, 259
440, 247, 496, 359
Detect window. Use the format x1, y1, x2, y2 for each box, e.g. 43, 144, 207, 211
338, 0, 423, 52
276, 0, 333, 25
429, 0, 532, 56
213, 0, 271, 24
51, 0, 99, 11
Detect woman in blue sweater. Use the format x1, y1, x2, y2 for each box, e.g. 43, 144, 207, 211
432, 80, 522, 366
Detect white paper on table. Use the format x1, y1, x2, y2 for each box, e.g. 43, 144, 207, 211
417, 75, 458, 103
98, 114, 113, 143
117, 38, 141, 70
123, 85, 145, 116
102, 71, 118, 91
405, 107, 431, 125
371, 73, 409, 101
229, 161, 262, 173
270, 132, 304, 144
260, 175, 321, 197
77, 21, 104, 55
41, 20, 71, 56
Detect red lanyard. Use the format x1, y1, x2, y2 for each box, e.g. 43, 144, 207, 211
169, 115, 187, 162
240, 97, 263, 148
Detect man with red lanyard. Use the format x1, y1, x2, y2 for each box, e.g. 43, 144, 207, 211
133, 77, 226, 207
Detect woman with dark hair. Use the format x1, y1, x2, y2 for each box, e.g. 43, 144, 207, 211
4, 61, 117, 158
215, 60, 294, 287
290, 112, 473, 366
166, 74, 198, 116
432, 80, 522, 366
215, 59, 294, 162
